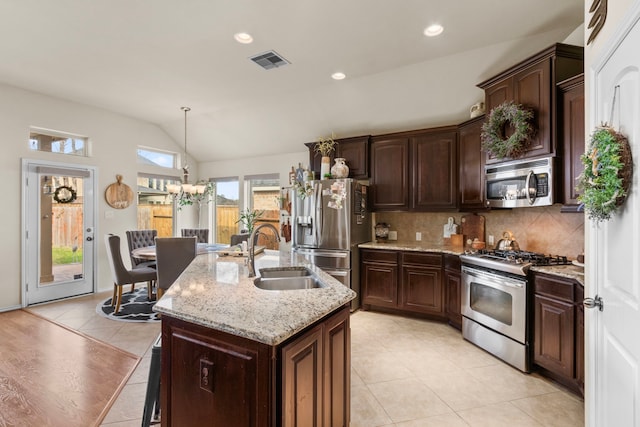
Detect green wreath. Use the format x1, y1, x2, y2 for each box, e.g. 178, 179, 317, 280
53, 185, 77, 203
577, 126, 632, 223
481, 101, 535, 159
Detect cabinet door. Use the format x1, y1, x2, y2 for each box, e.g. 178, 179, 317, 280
370, 138, 409, 210
323, 307, 350, 427
458, 116, 486, 210
533, 293, 575, 379
400, 264, 443, 315
336, 136, 369, 179
411, 130, 458, 211
282, 324, 323, 427
444, 270, 462, 330
513, 59, 552, 158
361, 261, 398, 308
559, 75, 585, 209
165, 327, 262, 426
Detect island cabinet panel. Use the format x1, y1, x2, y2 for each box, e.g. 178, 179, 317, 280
478, 43, 583, 165
361, 249, 399, 308
282, 325, 323, 427
411, 130, 458, 211
458, 116, 486, 210
370, 137, 410, 211
161, 317, 273, 427
532, 272, 584, 396
443, 254, 462, 330
323, 306, 351, 427
400, 252, 444, 315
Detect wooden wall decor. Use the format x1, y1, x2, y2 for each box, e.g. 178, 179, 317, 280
105, 174, 134, 209
587, 0, 607, 45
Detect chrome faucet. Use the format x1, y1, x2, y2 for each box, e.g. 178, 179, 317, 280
247, 223, 281, 277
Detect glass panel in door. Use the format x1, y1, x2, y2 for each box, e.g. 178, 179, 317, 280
213, 179, 239, 244
24, 162, 95, 305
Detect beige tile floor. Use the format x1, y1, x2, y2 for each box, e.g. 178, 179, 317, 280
28, 291, 584, 426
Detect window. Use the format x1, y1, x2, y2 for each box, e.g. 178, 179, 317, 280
29, 128, 88, 157
212, 178, 239, 244
137, 147, 178, 169
137, 173, 180, 237
245, 174, 280, 225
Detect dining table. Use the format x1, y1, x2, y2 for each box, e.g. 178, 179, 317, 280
132, 243, 229, 260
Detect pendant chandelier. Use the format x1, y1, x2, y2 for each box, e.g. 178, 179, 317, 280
167, 107, 209, 206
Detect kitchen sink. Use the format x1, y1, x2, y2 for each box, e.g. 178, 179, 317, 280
258, 267, 314, 278
253, 276, 325, 291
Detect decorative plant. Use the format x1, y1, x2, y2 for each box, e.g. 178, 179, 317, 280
481, 101, 535, 159
236, 209, 264, 234
577, 126, 632, 223
314, 133, 338, 157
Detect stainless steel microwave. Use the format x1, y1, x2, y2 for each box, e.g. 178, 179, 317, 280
485, 156, 554, 208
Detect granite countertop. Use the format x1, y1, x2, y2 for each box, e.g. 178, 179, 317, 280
359, 241, 464, 255
153, 250, 356, 346
530, 264, 584, 285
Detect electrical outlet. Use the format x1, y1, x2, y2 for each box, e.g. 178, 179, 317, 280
416, 232, 422, 241
488, 235, 494, 246
388, 230, 398, 240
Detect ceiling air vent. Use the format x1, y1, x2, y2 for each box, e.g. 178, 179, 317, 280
249, 50, 290, 70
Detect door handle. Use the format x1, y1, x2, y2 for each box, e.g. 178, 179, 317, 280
583, 295, 604, 311
86, 236, 93, 242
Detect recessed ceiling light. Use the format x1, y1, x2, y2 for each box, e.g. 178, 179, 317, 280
331, 72, 346, 80
234, 32, 253, 44
424, 24, 444, 37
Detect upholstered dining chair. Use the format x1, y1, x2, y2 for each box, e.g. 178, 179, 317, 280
230, 233, 250, 247
104, 234, 157, 314
126, 229, 157, 270
181, 228, 209, 243
155, 236, 197, 299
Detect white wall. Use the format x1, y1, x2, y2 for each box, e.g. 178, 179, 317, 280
0, 83, 194, 310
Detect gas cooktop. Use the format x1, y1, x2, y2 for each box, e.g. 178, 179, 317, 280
460, 249, 570, 276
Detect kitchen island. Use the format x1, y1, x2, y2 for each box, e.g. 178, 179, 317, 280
153, 250, 355, 427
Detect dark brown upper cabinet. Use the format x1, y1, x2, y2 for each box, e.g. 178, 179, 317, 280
305, 135, 370, 179
370, 126, 457, 212
478, 43, 583, 164
458, 115, 486, 211
558, 74, 585, 212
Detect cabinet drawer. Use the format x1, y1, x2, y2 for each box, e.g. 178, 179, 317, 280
401, 252, 442, 267
444, 253, 461, 271
533, 273, 576, 303
361, 249, 398, 264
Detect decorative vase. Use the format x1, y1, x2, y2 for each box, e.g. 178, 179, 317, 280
331, 158, 349, 178
320, 156, 331, 179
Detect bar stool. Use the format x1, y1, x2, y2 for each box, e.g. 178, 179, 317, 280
142, 333, 162, 427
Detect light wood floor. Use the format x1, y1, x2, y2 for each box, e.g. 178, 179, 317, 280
0, 309, 139, 427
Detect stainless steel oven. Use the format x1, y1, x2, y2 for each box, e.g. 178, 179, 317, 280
461, 265, 529, 372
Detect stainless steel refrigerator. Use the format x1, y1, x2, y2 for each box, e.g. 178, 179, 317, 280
292, 179, 370, 310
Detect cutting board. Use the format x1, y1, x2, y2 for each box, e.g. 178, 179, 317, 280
460, 214, 486, 243
105, 175, 133, 209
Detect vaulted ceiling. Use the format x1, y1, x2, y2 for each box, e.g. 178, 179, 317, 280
0, 0, 584, 161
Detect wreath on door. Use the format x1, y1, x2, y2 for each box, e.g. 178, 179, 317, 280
53, 185, 77, 204
481, 101, 535, 159
577, 126, 633, 223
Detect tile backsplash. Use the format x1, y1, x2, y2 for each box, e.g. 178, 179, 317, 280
374, 205, 584, 259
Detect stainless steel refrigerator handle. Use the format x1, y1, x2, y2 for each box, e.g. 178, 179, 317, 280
295, 249, 348, 258
314, 181, 323, 245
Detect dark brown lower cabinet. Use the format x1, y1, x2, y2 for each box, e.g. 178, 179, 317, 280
533, 272, 584, 396
443, 254, 462, 330
161, 305, 351, 426
361, 249, 445, 319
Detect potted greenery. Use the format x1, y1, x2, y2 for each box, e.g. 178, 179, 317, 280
236, 209, 264, 234
314, 133, 338, 179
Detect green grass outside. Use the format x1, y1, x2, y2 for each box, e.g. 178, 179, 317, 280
52, 246, 83, 264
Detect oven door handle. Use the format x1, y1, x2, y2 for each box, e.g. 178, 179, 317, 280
463, 267, 525, 288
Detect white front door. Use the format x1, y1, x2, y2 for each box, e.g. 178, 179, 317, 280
588, 4, 640, 425
22, 160, 97, 305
